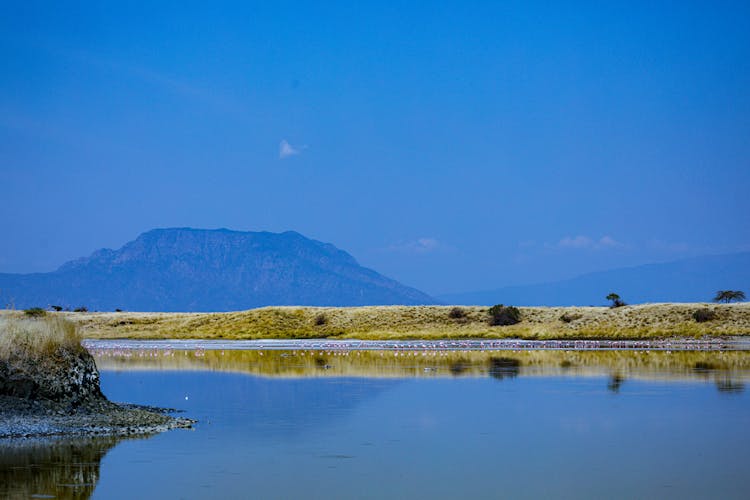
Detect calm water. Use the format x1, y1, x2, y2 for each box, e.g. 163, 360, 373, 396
3, 346, 750, 499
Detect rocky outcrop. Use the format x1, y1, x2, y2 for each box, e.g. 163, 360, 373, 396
0, 343, 193, 438
0, 347, 102, 405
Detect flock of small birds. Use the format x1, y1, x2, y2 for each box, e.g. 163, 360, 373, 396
84, 337, 734, 355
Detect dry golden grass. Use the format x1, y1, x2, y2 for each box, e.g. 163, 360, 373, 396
0, 315, 84, 362
8, 302, 748, 340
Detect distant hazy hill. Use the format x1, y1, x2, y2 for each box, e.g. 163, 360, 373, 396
0, 228, 436, 311
440, 252, 750, 306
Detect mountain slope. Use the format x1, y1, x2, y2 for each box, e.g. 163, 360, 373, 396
440, 252, 750, 306
0, 228, 436, 311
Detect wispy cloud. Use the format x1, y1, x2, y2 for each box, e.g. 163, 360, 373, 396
279, 139, 306, 159
553, 235, 624, 250
29, 42, 242, 114
387, 237, 441, 254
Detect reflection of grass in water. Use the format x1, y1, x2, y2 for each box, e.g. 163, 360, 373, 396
488, 357, 520, 379
58, 303, 750, 340
693, 361, 717, 373
0, 434, 152, 499
93, 349, 750, 385
449, 359, 471, 376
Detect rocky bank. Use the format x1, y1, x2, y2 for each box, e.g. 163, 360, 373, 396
0, 338, 193, 438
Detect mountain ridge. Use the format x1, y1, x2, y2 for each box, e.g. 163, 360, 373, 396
0, 228, 436, 311
439, 251, 750, 306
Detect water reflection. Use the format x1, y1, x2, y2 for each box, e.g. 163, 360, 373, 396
0, 435, 148, 499
2, 347, 749, 499
91, 348, 750, 393
487, 357, 520, 380
607, 374, 626, 393
716, 378, 745, 393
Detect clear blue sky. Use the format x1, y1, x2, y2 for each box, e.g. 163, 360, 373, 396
1, 1, 749, 295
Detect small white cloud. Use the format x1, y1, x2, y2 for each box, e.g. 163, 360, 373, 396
279, 139, 306, 159
597, 235, 623, 248
558, 235, 594, 249
414, 238, 440, 252
387, 237, 441, 254
554, 235, 623, 251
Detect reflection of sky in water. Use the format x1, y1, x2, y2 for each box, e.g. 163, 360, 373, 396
3, 351, 749, 499
91, 369, 750, 499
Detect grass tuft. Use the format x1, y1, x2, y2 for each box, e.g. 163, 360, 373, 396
0, 315, 84, 362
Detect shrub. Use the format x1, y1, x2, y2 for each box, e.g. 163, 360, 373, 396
488, 305, 521, 326
50, 305, 63, 312
692, 308, 717, 323
313, 313, 327, 326
73, 306, 88, 313
115, 308, 123, 313
23, 307, 47, 317
559, 312, 582, 323
448, 307, 467, 320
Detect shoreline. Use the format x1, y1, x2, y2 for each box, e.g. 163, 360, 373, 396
0, 397, 194, 439
83, 336, 750, 351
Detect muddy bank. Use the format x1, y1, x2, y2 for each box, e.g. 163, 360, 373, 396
0, 395, 193, 438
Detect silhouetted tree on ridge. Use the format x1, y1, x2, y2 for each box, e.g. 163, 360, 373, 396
713, 290, 746, 303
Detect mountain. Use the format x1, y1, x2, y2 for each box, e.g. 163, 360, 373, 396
0, 228, 437, 311
440, 252, 750, 306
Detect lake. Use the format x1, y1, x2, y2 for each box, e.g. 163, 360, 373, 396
3, 342, 750, 499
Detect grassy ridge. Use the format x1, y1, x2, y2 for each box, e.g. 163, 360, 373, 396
13, 303, 749, 340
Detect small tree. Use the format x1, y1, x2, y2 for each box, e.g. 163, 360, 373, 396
713, 290, 746, 303
50, 305, 63, 312
606, 293, 626, 308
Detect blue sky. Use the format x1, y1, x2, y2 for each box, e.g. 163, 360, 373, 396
1, 1, 749, 295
